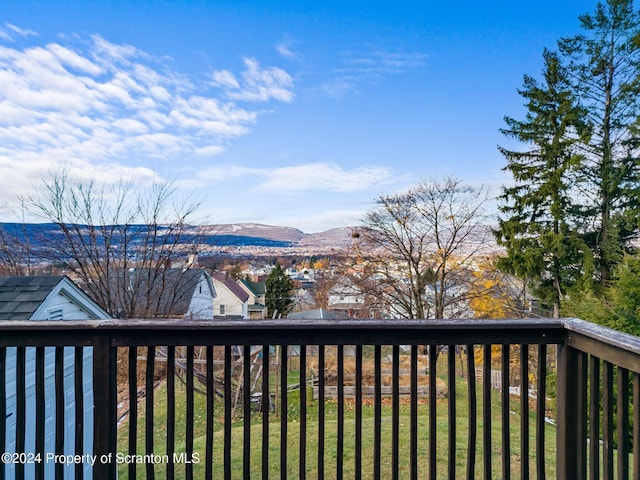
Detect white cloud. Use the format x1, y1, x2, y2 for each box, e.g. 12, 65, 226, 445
186, 164, 255, 183
276, 37, 299, 60
194, 145, 224, 157
0, 30, 294, 209
346, 50, 429, 74
211, 57, 294, 103
47, 43, 104, 75
91, 34, 142, 64
276, 43, 296, 59
322, 48, 428, 98
0, 23, 36, 42
257, 163, 392, 193
211, 70, 239, 89
189, 162, 392, 193
320, 77, 360, 99
112, 118, 149, 135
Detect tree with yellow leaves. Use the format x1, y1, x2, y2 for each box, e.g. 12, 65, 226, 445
468, 257, 527, 319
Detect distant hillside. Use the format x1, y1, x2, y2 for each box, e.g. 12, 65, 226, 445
0, 222, 501, 261
203, 223, 306, 243
202, 223, 356, 249
299, 227, 356, 248
0, 222, 357, 255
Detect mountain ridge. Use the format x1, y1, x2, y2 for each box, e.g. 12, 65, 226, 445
0, 222, 356, 252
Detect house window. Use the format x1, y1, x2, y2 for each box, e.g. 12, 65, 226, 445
48, 309, 64, 320
219, 305, 226, 315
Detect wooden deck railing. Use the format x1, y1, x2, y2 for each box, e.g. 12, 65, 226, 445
0, 318, 639, 479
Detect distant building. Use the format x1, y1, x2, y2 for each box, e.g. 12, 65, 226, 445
110, 268, 216, 319
291, 287, 316, 312
237, 278, 268, 319
327, 276, 371, 318
211, 273, 250, 318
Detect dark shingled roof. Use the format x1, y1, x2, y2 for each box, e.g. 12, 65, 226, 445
0, 275, 65, 320
110, 268, 213, 317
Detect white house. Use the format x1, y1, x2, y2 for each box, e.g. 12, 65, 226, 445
0, 275, 111, 479
327, 276, 369, 315
211, 273, 249, 318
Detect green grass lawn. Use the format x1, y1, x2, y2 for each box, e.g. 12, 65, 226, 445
116, 354, 558, 479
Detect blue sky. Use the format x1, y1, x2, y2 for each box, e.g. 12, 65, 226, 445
0, 0, 593, 232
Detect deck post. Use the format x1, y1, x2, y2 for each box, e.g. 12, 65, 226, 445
556, 342, 582, 480
92, 333, 117, 480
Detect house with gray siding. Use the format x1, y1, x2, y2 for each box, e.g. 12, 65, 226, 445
111, 268, 216, 319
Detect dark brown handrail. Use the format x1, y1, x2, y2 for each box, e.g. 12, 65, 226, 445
1, 318, 640, 479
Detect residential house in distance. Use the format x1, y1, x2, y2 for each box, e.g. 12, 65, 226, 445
328, 276, 372, 318
291, 287, 316, 312
211, 272, 249, 318
0, 275, 111, 479
113, 268, 216, 319
237, 278, 268, 319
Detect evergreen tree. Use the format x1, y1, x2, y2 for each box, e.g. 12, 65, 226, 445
558, 0, 640, 288
563, 255, 640, 335
495, 50, 590, 317
265, 262, 294, 318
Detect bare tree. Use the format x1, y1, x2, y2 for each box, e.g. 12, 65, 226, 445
310, 269, 337, 310
28, 169, 204, 318
354, 176, 490, 319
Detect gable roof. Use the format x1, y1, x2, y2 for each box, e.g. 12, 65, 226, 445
0, 275, 110, 320
112, 268, 215, 317
237, 278, 266, 296
211, 273, 250, 302
0, 276, 63, 320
